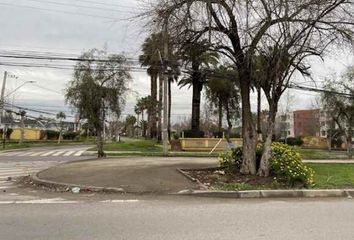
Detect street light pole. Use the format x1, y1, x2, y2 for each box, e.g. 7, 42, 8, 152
162, 15, 169, 156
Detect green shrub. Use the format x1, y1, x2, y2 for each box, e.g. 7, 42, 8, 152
45, 130, 60, 140
182, 130, 204, 138
286, 137, 304, 146
219, 143, 314, 187
219, 145, 263, 170
62, 132, 79, 140
271, 142, 314, 187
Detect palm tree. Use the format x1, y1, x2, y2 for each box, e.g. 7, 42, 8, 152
178, 40, 218, 134
205, 65, 240, 142
167, 57, 181, 140
139, 33, 164, 139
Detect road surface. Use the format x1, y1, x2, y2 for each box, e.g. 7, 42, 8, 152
0, 196, 353, 240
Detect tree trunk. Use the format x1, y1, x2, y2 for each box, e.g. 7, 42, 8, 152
257, 86, 262, 134
327, 132, 332, 152
225, 103, 232, 144
157, 73, 163, 142
218, 97, 223, 133
58, 129, 62, 144
19, 112, 25, 145
142, 111, 145, 137
168, 78, 172, 140
191, 63, 202, 132
239, 80, 257, 175
150, 74, 158, 139
96, 126, 106, 158
347, 126, 352, 159
258, 101, 278, 177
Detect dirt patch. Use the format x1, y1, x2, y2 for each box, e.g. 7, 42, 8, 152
184, 168, 287, 190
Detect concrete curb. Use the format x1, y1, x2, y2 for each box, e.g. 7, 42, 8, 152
30, 172, 125, 194
176, 189, 354, 198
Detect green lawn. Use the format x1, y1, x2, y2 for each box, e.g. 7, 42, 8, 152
298, 148, 348, 160
308, 163, 354, 189
90, 139, 162, 152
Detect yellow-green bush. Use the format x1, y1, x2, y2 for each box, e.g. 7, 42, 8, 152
219, 143, 315, 187
271, 142, 314, 187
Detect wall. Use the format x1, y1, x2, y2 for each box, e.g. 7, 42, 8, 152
10, 128, 42, 141
180, 138, 243, 152
293, 109, 320, 137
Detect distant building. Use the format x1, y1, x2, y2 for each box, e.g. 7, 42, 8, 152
293, 109, 320, 137
278, 109, 324, 139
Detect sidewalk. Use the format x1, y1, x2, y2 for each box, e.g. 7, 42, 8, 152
36, 157, 218, 194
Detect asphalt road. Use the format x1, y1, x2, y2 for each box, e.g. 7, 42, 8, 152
0, 197, 354, 240
0, 145, 95, 203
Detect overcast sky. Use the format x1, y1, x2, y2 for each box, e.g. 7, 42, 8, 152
0, 0, 352, 122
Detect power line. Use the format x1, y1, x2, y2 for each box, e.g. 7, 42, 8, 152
0, 2, 127, 20
24, 0, 136, 13
69, 0, 137, 9
288, 83, 354, 98
0, 53, 139, 63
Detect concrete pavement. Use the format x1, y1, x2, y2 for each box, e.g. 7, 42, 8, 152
37, 157, 218, 193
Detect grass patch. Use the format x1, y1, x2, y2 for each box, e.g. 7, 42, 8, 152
90, 139, 162, 152
187, 163, 354, 190
309, 163, 354, 189
298, 148, 348, 160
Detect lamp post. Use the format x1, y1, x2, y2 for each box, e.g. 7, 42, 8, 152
5, 80, 36, 98
0, 77, 35, 147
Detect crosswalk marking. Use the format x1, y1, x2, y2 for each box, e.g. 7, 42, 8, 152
74, 150, 85, 156
29, 152, 46, 157
40, 151, 56, 156
63, 151, 75, 156
17, 152, 35, 157
52, 151, 64, 156
0, 149, 88, 157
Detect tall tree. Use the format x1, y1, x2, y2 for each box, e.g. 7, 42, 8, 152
167, 59, 181, 140
322, 66, 354, 159
66, 49, 130, 158
56, 111, 66, 144
147, 0, 354, 175
205, 65, 240, 142
178, 40, 218, 133
139, 33, 163, 139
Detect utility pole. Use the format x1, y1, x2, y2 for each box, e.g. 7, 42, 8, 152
162, 15, 169, 156
0, 71, 8, 129
257, 86, 262, 142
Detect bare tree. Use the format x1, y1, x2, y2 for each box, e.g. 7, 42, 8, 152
143, 0, 354, 175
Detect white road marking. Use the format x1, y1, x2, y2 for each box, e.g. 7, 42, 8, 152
29, 152, 46, 157
74, 150, 85, 156
0, 152, 20, 156
101, 200, 140, 203
40, 151, 56, 156
63, 151, 75, 156
0, 198, 79, 204
17, 152, 35, 157
52, 151, 64, 156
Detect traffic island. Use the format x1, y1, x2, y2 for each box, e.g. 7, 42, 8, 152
176, 167, 354, 199
29, 157, 217, 194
